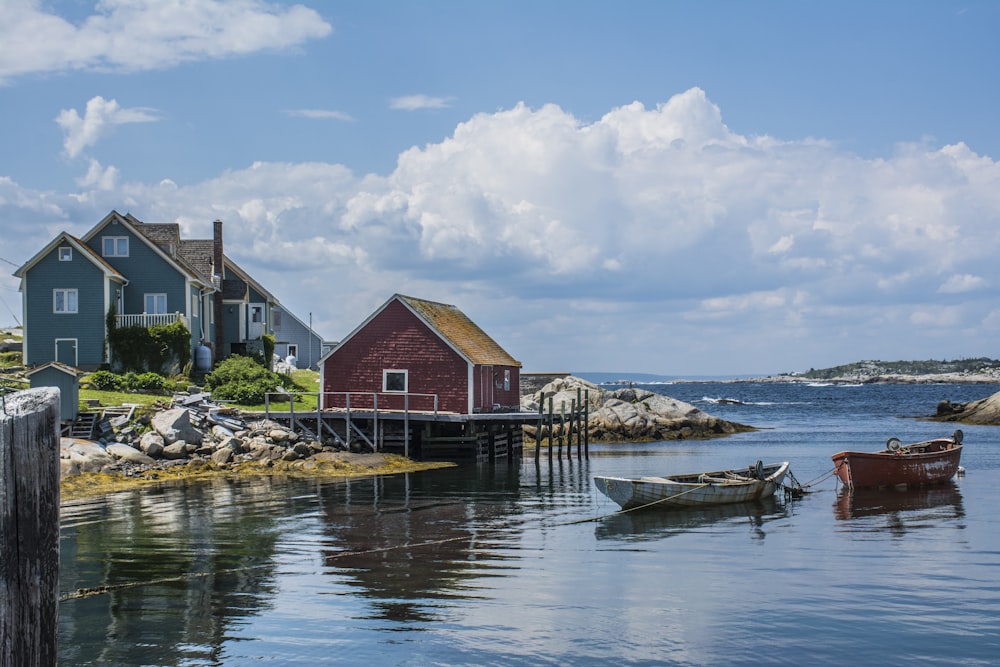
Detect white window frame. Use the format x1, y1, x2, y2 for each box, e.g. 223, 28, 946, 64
191, 294, 199, 317
58, 247, 72, 261
102, 236, 129, 257
383, 369, 408, 393
144, 293, 167, 314
53, 288, 78, 314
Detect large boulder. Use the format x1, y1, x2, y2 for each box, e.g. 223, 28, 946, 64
933, 390, 1000, 424
152, 408, 204, 445
63, 438, 114, 473
522, 375, 754, 442
106, 443, 156, 465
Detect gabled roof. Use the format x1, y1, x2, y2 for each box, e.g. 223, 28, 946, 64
81, 210, 213, 287
14, 232, 127, 283
324, 293, 520, 367
223, 255, 276, 303
25, 360, 84, 377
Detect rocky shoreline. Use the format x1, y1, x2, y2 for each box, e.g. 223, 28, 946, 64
521, 376, 754, 443
60, 405, 452, 499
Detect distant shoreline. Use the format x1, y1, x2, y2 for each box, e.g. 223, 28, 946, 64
596, 372, 1000, 386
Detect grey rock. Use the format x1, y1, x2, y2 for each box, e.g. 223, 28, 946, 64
106, 443, 156, 465
152, 408, 204, 445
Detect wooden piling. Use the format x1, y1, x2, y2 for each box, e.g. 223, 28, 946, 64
547, 396, 554, 463
535, 401, 542, 463
584, 389, 590, 458
1, 388, 60, 667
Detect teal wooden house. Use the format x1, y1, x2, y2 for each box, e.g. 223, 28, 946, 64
13, 210, 325, 372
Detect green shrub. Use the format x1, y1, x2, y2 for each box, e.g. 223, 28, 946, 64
89, 370, 122, 391
88, 370, 169, 395
204, 355, 283, 405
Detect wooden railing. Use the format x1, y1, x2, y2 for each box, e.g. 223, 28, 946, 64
116, 312, 187, 328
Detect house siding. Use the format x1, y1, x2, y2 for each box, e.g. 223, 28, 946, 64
23, 247, 107, 368
271, 306, 323, 369
472, 364, 521, 411
85, 224, 187, 318
324, 299, 469, 413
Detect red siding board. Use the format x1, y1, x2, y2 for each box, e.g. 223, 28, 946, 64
324, 300, 471, 413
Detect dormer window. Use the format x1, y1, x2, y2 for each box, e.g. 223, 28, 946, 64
102, 236, 129, 257
58, 247, 72, 261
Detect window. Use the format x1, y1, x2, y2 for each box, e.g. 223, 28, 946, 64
504, 369, 511, 391
383, 369, 408, 393
54, 289, 78, 314
102, 236, 129, 257
58, 247, 72, 261
272, 309, 282, 327
192, 294, 198, 317
144, 293, 167, 314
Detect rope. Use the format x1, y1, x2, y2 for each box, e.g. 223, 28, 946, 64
800, 467, 838, 489
60, 468, 841, 601
561, 483, 711, 525
61, 532, 514, 602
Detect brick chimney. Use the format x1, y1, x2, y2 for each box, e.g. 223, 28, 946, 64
213, 220, 225, 359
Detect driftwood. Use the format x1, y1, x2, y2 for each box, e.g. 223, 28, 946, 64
1, 388, 60, 667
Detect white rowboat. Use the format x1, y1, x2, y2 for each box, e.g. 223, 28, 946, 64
594, 461, 790, 511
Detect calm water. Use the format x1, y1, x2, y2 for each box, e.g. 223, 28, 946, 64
58, 382, 1000, 666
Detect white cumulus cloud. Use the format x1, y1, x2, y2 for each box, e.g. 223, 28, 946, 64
0, 0, 332, 82
56, 96, 161, 159
4, 88, 1000, 373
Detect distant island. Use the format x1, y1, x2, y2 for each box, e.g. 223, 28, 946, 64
578, 358, 1000, 385
772, 358, 1000, 384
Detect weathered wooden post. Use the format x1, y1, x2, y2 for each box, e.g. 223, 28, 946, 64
568, 399, 576, 460
535, 401, 542, 463
1, 388, 60, 667
576, 387, 583, 458
584, 389, 590, 459
558, 401, 566, 457
547, 396, 554, 463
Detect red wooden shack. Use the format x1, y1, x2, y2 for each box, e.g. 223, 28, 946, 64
320, 294, 522, 415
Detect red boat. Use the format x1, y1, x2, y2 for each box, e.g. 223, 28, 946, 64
832, 430, 964, 489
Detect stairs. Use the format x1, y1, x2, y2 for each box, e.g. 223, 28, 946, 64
70, 412, 98, 439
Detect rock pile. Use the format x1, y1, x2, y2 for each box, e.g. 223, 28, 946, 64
521, 376, 754, 443
60, 406, 362, 479
933, 390, 1000, 424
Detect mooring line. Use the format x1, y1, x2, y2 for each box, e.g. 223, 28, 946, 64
62, 468, 835, 601
560, 483, 711, 525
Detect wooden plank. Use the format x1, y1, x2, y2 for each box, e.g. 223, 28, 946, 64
1, 388, 60, 667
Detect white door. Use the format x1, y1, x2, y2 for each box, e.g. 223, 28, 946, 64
248, 304, 265, 339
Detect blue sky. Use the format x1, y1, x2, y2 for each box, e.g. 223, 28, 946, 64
2, 0, 999, 376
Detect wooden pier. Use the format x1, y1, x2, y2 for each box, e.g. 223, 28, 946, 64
260, 389, 590, 464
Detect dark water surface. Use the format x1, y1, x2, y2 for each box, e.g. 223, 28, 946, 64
58, 383, 1000, 665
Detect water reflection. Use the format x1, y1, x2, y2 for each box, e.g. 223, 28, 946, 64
316, 467, 527, 626
59, 466, 537, 664
595, 496, 789, 543
833, 482, 965, 535
59, 477, 292, 666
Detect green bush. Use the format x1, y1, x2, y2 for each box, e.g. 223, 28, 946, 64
204, 355, 283, 405
88, 370, 169, 395
89, 370, 123, 391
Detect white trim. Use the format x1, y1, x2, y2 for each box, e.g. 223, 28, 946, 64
383, 369, 408, 393
144, 293, 167, 314
55, 338, 78, 367
53, 288, 78, 314
102, 235, 129, 257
